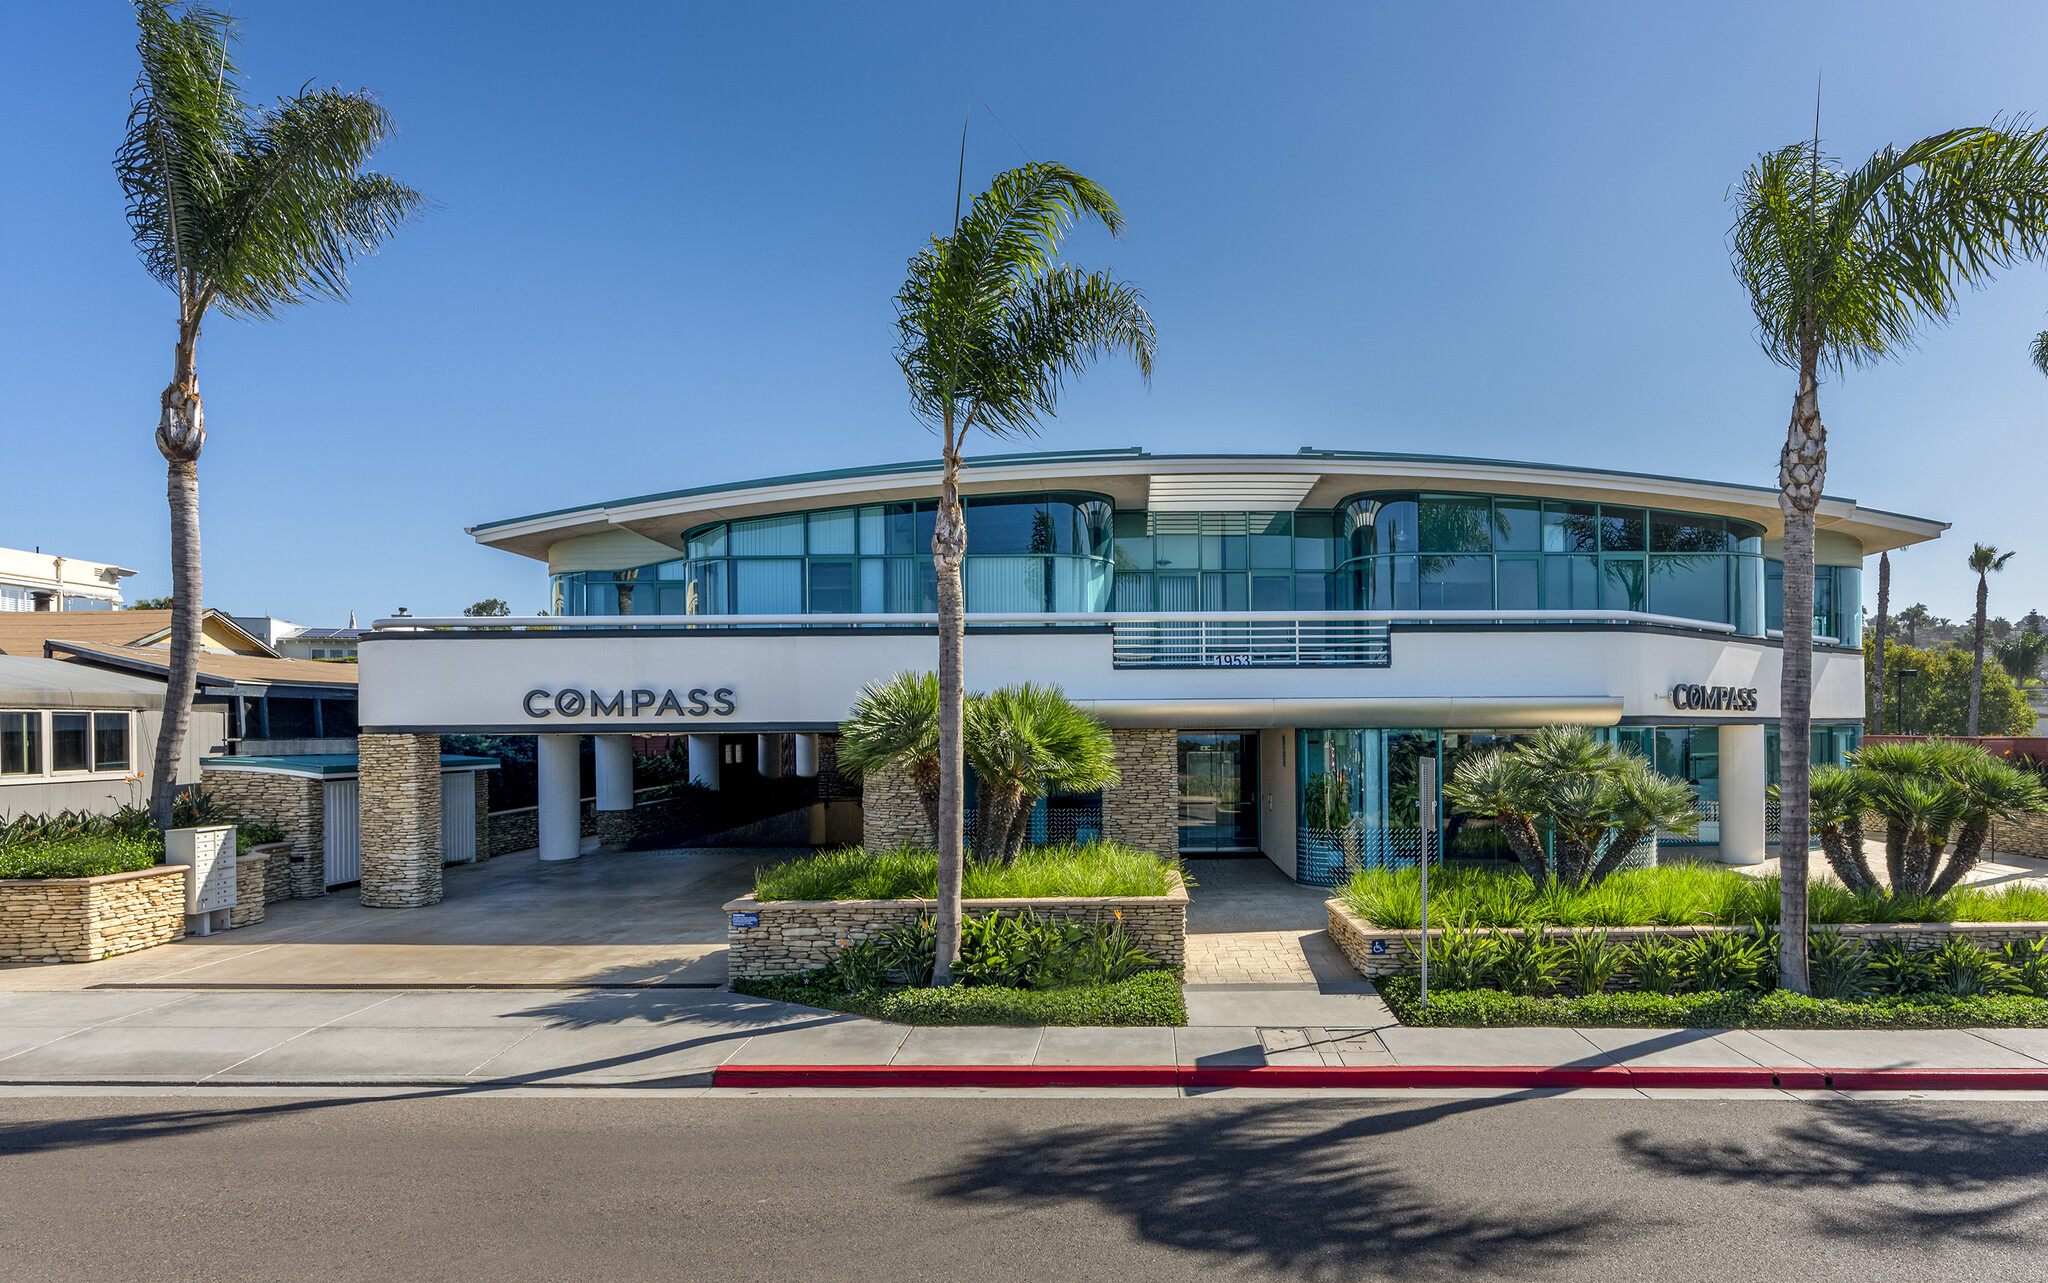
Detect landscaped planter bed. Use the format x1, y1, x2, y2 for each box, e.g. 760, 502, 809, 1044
1374, 973, 2048, 1030
731, 969, 1186, 1026
1327, 898, 2048, 978
725, 870, 1188, 979
0, 866, 187, 963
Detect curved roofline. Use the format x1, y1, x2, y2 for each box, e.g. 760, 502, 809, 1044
470, 445, 1949, 563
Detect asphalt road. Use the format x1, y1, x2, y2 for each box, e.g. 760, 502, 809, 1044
4, 1091, 2047, 1281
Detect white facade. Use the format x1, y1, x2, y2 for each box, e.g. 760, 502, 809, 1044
0, 546, 135, 613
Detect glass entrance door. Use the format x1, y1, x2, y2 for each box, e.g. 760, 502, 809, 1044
1178, 732, 1260, 853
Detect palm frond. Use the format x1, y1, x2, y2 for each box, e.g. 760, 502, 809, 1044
2032, 329, 2048, 376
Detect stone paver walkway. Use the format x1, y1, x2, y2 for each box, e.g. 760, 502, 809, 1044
1182, 857, 1365, 985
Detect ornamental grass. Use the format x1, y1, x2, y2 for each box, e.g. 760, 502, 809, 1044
1341, 863, 2048, 930
752, 842, 1181, 902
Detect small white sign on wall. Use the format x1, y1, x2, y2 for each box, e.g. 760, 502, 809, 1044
164, 824, 237, 915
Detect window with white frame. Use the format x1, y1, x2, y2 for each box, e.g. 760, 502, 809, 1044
0, 711, 130, 777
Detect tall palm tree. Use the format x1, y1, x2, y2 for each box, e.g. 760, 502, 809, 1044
1896, 603, 1933, 648
893, 162, 1155, 983
117, 1, 422, 825
835, 671, 942, 839
1869, 551, 1891, 734
1967, 543, 2016, 735
1994, 627, 2048, 688
1729, 120, 2048, 992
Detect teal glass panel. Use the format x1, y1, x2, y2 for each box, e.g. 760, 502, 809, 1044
858, 506, 887, 555
1346, 497, 1418, 556
807, 508, 857, 555
1252, 575, 1290, 610
1419, 555, 1491, 608
731, 514, 805, 556
1544, 555, 1598, 608
655, 559, 689, 580
808, 560, 855, 612
1495, 500, 1541, 552
1154, 534, 1200, 571
1113, 571, 1149, 610
735, 559, 803, 612
1204, 534, 1247, 570
1294, 573, 1332, 610
1543, 502, 1598, 552
966, 556, 1047, 611
1833, 566, 1863, 645
1497, 557, 1539, 609
1651, 511, 1725, 553
1052, 555, 1112, 611
1602, 557, 1647, 610
859, 559, 886, 612
1600, 507, 1645, 552
1202, 572, 1248, 611
1114, 534, 1152, 571
1649, 554, 1728, 623
1250, 513, 1292, 568
1293, 511, 1336, 569
686, 525, 727, 559
1736, 555, 1763, 635
1156, 574, 1199, 612
1420, 496, 1493, 553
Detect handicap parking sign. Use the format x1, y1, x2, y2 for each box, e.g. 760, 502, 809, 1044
1370, 939, 1387, 955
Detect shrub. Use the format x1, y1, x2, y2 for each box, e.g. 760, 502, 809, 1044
1489, 930, 1560, 997
1682, 931, 1771, 992
1628, 937, 1688, 995
753, 842, 1180, 902
1562, 931, 1624, 996
2001, 939, 2048, 999
1426, 921, 1502, 991
1376, 973, 2048, 1030
1807, 930, 1873, 1001
0, 835, 160, 880
733, 969, 1186, 1027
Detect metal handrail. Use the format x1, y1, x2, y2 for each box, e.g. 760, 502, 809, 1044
372, 608, 1741, 632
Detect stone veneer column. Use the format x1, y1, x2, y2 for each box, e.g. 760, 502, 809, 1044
357, 734, 443, 907
1103, 728, 1178, 857
860, 763, 931, 850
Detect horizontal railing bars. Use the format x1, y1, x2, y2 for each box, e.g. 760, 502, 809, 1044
372, 609, 1739, 632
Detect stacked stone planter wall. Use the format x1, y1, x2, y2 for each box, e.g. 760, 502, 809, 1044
246, 841, 292, 907
199, 769, 325, 899
0, 866, 187, 963
231, 853, 267, 928
1103, 729, 1177, 858
1326, 899, 2048, 979
725, 871, 1188, 979
1990, 817, 2048, 860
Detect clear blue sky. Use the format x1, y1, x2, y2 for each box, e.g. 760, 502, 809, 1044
7, 1, 2047, 627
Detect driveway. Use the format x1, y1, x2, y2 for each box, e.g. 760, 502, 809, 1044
0, 846, 801, 991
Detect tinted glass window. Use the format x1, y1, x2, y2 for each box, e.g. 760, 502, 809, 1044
1650, 511, 1725, 553
1543, 503, 1598, 552
730, 514, 805, 556
808, 560, 856, 612
1544, 555, 1598, 608
807, 508, 857, 555
1, 712, 38, 775
321, 701, 360, 738
1495, 501, 1541, 552
1419, 556, 1492, 608
92, 713, 128, 771
1602, 558, 1647, 610
51, 713, 88, 771
1497, 558, 1539, 609
1420, 497, 1492, 553
686, 525, 727, 559
267, 699, 318, 740
963, 497, 1046, 554
1650, 555, 1728, 623
1600, 507, 1646, 552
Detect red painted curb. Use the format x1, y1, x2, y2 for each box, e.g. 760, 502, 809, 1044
712, 1063, 2048, 1092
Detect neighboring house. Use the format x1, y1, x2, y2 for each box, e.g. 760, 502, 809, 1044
0, 610, 359, 757
227, 616, 363, 661
0, 546, 136, 613
0, 654, 215, 819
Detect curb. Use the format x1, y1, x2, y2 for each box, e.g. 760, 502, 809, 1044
713, 1064, 2048, 1092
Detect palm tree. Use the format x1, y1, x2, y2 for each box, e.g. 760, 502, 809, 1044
893, 162, 1155, 983
1803, 764, 1881, 894
1444, 726, 1697, 892
117, 2, 422, 826
1896, 603, 1933, 648
1967, 544, 2017, 735
1729, 120, 2048, 992
965, 683, 1119, 862
1869, 551, 1891, 735
835, 672, 942, 840
1995, 627, 2048, 688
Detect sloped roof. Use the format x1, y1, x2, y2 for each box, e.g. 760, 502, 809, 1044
0, 609, 276, 658
44, 639, 358, 693
0, 654, 166, 708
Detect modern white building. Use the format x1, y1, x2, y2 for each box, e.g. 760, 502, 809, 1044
347, 447, 1945, 901
226, 616, 364, 661
0, 546, 136, 613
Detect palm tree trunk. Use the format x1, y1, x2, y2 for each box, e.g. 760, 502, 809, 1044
1927, 819, 1991, 899
973, 779, 1021, 865
931, 413, 968, 985
1969, 573, 1989, 736
909, 754, 942, 845
1871, 552, 1890, 734
1003, 791, 1037, 861
1776, 354, 1825, 995
149, 318, 206, 830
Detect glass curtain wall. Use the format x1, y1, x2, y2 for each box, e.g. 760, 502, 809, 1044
1112, 511, 1341, 611
1297, 729, 1440, 884
1764, 562, 1864, 646
1612, 726, 1720, 845
1338, 493, 1767, 632
551, 492, 1115, 615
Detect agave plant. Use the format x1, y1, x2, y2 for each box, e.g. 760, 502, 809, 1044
1865, 937, 1936, 996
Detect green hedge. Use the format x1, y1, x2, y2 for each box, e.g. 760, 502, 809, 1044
732, 969, 1187, 1027
1375, 973, 2048, 1030
0, 835, 161, 880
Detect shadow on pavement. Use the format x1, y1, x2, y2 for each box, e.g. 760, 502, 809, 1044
917, 1098, 1630, 1277
1617, 1102, 2048, 1245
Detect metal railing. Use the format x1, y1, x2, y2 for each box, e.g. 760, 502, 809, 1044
375, 608, 1738, 634
1110, 618, 1389, 669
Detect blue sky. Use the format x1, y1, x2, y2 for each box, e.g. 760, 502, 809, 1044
7, 1, 2048, 627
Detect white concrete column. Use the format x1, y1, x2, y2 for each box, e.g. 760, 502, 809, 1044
594, 735, 634, 811
1718, 723, 1767, 866
757, 733, 785, 779
688, 734, 720, 789
793, 733, 819, 779
537, 734, 583, 861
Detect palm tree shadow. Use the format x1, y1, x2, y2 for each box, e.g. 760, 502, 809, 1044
915, 1098, 1634, 1279
1617, 1101, 2048, 1247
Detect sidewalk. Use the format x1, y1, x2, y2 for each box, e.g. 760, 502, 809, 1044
4, 982, 2048, 1091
